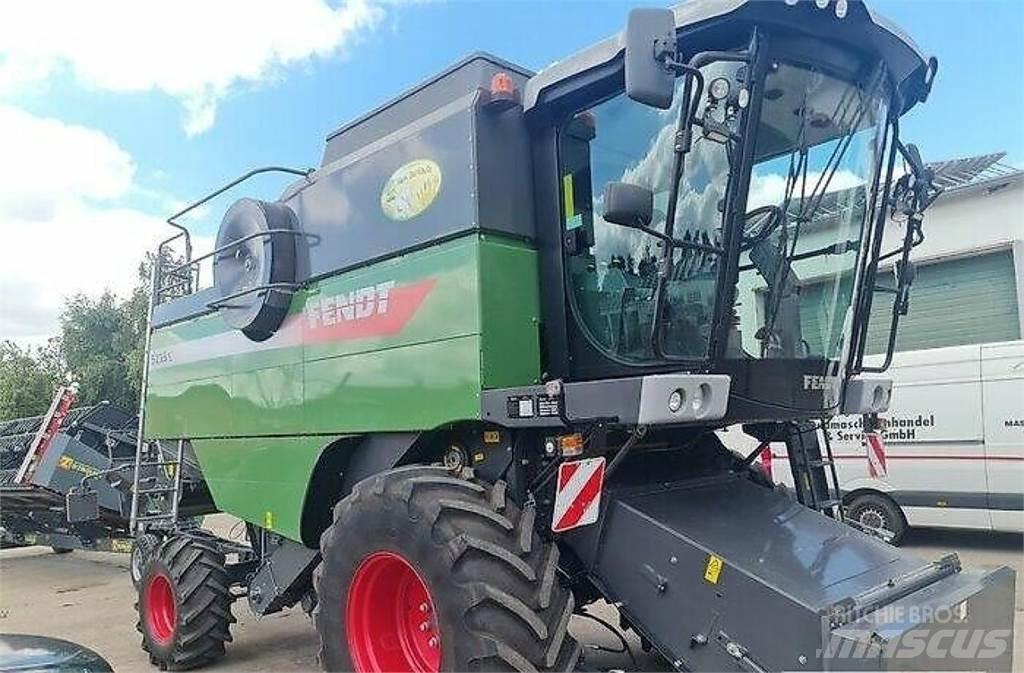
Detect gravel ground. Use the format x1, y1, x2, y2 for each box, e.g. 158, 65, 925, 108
1, 517, 1020, 671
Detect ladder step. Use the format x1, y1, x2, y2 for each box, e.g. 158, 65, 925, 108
816, 499, 843, 510
135, 514, 176, 522
808, 459, 833, 468
138, 487, 177, 495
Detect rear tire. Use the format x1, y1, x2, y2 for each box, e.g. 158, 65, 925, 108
847, 493, 907, 544
314, 466, 581, 672
131, 533, 162, 587
136, 536, 235, 670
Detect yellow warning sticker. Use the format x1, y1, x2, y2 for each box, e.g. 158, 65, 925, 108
111, 539, 133, 553
562, 173, 575, 220
483, 430, 500, 444
263, 511, 274, 530
704, 554, 723, 584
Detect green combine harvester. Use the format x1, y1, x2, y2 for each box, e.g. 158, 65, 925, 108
111, 1, 1016, 671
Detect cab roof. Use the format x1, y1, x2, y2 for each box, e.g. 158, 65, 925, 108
523, 0, 933, 116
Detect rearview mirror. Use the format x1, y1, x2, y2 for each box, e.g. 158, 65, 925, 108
624, 8, 676, 109
603, 182, 653, 228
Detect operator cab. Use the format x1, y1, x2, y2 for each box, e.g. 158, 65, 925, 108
526, 0, 938, 423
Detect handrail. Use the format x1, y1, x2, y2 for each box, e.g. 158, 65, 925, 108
206, 282, 303, 310
165, 165, 314, 251
163, 228, 314, 279
153, 165, 314, 305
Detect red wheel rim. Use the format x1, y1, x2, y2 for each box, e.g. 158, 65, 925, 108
145, 572, 177, 646
345, 551, 441, 673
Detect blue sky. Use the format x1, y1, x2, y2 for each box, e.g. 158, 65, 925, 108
1, 0, 1022, 343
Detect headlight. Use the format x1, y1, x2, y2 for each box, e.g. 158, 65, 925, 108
668, 389, 684, 413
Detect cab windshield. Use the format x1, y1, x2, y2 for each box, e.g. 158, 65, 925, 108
559, 56, 889, 367
735, 61, 889, 361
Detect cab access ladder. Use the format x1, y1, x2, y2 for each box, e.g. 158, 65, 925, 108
129, 439, 185, 531
128, 245, 189, 533
785, 420, 844, 519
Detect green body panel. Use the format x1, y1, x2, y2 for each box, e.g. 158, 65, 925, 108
191, 435, 327, 540
478, 235, 543, 389
145, 233, 540, 541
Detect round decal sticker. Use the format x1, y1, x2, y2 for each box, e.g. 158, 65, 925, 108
380, 159, 442, 221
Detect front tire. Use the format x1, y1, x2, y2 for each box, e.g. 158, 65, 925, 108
136, 536, 235, 670
314, 466, 581, 672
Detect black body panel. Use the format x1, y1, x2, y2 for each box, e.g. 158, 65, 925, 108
563, 474, 1014, 672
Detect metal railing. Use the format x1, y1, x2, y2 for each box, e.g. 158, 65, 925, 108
152, 166, 313, 306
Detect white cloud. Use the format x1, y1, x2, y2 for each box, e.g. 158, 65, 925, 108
0, 105, 135, 220
0, 0, 386, 135
746, 169, 867, 210
0, 104, 197, 343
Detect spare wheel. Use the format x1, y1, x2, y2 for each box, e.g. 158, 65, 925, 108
212, 198, 297, 341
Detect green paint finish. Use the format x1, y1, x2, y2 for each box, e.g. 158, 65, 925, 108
191, 435, 327, 541
303, 334, 482, 432
144, 233, 541, 542
146, 376, 233, 438
300, 239, 481, 365
478, 236, 542, 389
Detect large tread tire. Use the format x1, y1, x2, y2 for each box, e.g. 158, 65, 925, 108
136, 536, 235, 670
314, 466, 581, 672
131, 533, 162, 588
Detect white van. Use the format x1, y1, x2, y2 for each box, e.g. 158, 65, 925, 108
723, 339, 1024, 542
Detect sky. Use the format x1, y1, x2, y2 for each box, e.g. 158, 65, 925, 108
1, 0, 1022, 345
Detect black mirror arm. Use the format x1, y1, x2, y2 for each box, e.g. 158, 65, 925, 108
895, 139, 942, 211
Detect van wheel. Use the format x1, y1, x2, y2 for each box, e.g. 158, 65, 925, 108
847, 493, 907, 544
314, 466, 581, 672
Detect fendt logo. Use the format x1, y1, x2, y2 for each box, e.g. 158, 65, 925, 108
304, 281, 396, 328
803, 374, 838, 391
302, 278, 436, 343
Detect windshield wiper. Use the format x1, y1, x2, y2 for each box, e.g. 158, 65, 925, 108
759, 63, 886, 349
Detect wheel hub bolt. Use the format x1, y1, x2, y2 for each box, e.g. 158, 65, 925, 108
419, 621, 430, 632
428, 637, 438, 648
419, 602, 430, 613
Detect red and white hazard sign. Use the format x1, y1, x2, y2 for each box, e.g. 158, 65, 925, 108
757, 443, 773, 480
551, 457, 606, 533
865, 432, 887, 478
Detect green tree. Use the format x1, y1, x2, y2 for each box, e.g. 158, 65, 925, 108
0, 339, 63, 419
59, 286, 147, 411
0, 255, 152, 420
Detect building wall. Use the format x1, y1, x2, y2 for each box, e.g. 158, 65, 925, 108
897, 176, 1024, 339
